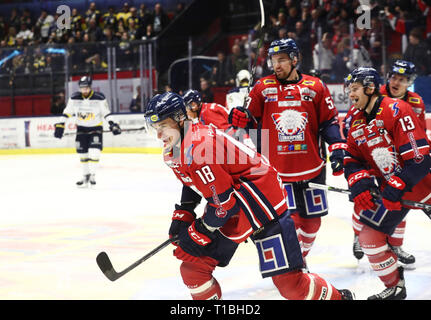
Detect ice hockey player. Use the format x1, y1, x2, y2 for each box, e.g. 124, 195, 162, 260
228, 38, 346, 260
343, 61, 426, 267
225, 69, 252, 111
343, 67, 431, 299
53, 76, 121, 187
144, 91, 354, 300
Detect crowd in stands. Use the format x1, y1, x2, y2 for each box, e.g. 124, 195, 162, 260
0, 2, 182, 75
206, 0, 431, 91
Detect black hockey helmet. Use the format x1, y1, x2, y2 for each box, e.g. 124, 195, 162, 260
78, 76, 92, 88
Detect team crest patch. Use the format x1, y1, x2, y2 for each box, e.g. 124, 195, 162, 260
271, 109, 307, 142
352, 119, 364, 127
302, 80, 315, 86
371, 146, 400, 178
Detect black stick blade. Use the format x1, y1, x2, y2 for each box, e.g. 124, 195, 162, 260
96, 252, 120, 281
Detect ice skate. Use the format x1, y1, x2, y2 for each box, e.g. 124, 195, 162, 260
367, 266, 406, 300
339, 289, 355, 300
89, 174, 96, 187
76, 174, 90, 188
390, 245, 415, 269
353, 235, 364, 260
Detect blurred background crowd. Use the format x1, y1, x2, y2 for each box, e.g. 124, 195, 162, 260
0, 0, 430, 115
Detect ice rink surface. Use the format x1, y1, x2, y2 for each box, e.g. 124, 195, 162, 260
1, 152, 431, 300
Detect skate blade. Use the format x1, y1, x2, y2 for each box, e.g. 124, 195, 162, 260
399, 262, 416, 270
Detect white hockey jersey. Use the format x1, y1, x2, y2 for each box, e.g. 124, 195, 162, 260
62, 90, 113, 127
225, 86, 251, 111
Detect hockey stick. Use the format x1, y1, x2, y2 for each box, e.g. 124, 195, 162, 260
309, 182, 431, 214
63, 126, 147, 136
96, 236, 178, 281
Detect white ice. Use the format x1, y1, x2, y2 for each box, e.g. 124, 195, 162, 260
1, 153, 430, 300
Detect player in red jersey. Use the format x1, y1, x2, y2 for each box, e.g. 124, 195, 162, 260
144, 92, 354, 300
343, 67, 431, 300
343, 61, 426, 267
228, 38, 346, 260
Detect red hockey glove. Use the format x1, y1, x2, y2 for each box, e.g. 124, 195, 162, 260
382, 176, 406, 211
174, 219, 215, 260
328, 142, 347, 176
348, 170, 378, 211
168, 204, 196, 244
228, 107, 252, 128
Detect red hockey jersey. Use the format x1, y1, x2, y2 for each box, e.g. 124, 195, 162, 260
247, 73, 340, 182
380, 84, 426, 131
199, 102, 231, 130
345, 96, 431, 205
164, 121, 288, 242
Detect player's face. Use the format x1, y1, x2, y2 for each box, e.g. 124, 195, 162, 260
348, 83, 368, 110
388, 74, 409, 98
271, 53, 295, 80
186, 101, 200, 120
80, 86, 91, 97
151, 118, 181, 151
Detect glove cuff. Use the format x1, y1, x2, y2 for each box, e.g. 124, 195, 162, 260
347, 170, 371, 188
328, 142, 347, 153
387, 175, 406, 191
187, 220, 212, 246
172, 209, 195, 223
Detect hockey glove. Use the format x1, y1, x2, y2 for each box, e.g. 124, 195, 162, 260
382, 176, 406, 211
328, 143, 347, 176
228, 107, 252, 128
109, 121, 121, 135
169, 204, 196, 243
54, 123, 65, 139
348, 170, 378, 211
174, 218, 215, 261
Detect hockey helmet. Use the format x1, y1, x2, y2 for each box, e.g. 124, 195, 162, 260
235, 69, 251, 87
182, 89, 202, 107
78, 75, 92, 88
344, 67, 382, 92
388, 60, 417, 85
268, 38, 299, 60
145, 92, 187, 125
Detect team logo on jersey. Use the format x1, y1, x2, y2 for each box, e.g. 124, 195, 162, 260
408, 97, 420, 104
376, 106, 384, 115
390, 102, 399, 117
271, 109, 307, 142
371, 146, 400, 179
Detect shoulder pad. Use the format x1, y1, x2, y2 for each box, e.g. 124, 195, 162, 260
70, 92, 83, 100
91, 92, 106, 100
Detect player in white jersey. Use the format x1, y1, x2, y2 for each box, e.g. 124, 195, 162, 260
53, 76, 121, 187
225, 69, 252, 111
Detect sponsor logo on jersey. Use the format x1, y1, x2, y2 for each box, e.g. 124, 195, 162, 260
302, 80, 315, 86
376, 106, 384, 115
352, 119, 364, 127
209, 185, 227, 218
367, 136, 383, 147
408, 97, 421, 104
263, 79, 277, 85
278, 101, 301, 107
407, 131, 424, 163
271, 109, 307, 142
351, 128, 364, 138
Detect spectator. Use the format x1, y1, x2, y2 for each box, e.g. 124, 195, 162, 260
8, 8, 20, 32
6, 26, 17, 46
16, 23, 33, 44
35, 9, 54, 42
101, 27, 118, 42
130, 85, 142, 112
71, 8, 85, 33
312, 32, 335, 81
199, 77, 214, 102
0, 16, 6, 40
209, 51, 231, 86
20, 8, 33, 29
117, 32, 133, 68
85, 2, 101, 27
403, 27, 430, 75
139, 3, 153, 31
127, 19, 142, 41
117, 2, 132, 27
285, 6, 300, 33
86, 18, 103, 42
294, 20, 312, 72
152, 3, 170, 35
173, 2, 185, 19
332, 37, 351, 82
142, 24, 155, 40
51, 92, 66, 114
226, 44, 249, 85
102, 6, 117, 30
